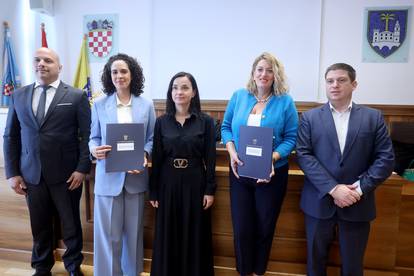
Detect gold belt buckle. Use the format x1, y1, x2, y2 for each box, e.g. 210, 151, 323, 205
173, 158, 188, 169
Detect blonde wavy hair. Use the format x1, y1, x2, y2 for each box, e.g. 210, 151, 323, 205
246, 52, 289, 96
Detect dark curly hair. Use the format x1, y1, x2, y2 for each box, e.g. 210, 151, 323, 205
166, 72, 201, 115
101, 53, 145, 96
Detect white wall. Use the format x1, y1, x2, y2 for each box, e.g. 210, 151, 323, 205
0, 0, 31, 167
51, 0, 414, 104
151, 0, 322, 101
2, 0, 414, 103
1, 0, 36, 85
53, 0, 153, 99
0, 109, 7, 167
319, 0, 414, 104
52, 0, 322, 102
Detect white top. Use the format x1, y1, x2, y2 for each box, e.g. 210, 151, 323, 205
116, 94, 133, 123
247, 113, 261, 127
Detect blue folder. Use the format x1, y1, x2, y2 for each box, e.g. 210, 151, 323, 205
237, 125, 273, 180
105, 123, 144, 172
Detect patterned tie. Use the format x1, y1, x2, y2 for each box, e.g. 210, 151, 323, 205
36, 85, 49, 125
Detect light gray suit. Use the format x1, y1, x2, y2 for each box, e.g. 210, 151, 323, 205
89, 93, 155, 276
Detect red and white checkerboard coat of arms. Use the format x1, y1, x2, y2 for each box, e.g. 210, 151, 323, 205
88, 30, 113, 58
3, 83, 14, 96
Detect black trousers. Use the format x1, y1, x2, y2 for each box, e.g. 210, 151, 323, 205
229, 164, 288, 276
25, 176, 83, 272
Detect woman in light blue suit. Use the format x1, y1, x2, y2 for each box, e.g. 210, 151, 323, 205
89, 53, 155, 276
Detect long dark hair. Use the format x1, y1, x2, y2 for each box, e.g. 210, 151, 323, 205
101, 53, 145, 96
166, 72, 201, 115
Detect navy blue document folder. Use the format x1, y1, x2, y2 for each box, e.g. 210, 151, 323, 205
237, 125, 273, 180
105, 123, 144, 172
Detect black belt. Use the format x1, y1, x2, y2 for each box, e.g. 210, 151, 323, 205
167, 158, 202, 169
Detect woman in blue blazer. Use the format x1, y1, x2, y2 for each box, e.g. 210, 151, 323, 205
89, 53, 155, 276
221, 52, 298, 276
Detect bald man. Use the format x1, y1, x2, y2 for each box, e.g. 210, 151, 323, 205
3, 48, 91, 276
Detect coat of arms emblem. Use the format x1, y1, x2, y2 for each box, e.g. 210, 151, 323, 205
367, 10, 408, 58
87, 19, 114, 58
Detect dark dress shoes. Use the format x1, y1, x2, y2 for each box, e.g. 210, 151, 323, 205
32, 271, 52, 276
69, 267, 84, 276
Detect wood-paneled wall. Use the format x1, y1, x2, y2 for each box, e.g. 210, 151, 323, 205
154, 99, 414, 126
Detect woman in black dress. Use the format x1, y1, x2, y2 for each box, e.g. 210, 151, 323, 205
149, 72, 216, 276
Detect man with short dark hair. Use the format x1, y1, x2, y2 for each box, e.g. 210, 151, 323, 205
3, 47, 90, 276
296, 63, 394, 276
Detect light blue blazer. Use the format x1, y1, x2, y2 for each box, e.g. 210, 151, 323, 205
221, 88, 298, 168
89, 93, 156, 196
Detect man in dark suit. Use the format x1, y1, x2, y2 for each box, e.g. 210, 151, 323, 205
296, 63, 394, 276
3, 47, 91, 276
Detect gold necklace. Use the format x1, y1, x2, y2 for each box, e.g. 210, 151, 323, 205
254, 93, 273, 104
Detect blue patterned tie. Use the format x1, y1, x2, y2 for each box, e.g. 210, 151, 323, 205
36, 85, 49, 125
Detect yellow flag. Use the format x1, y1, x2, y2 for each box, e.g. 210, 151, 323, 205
73, 34, 91, 98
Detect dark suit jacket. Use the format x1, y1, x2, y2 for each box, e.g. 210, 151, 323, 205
3, 81, 91, 185
296, 103, 394, 222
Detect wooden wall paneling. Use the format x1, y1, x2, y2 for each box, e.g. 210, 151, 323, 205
155, 99, 414, 133
363, 176, 402, 269
396, 182, 414, 276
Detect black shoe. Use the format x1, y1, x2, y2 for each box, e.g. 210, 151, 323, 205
32, 271, 52, 276
69, 267, 84, 276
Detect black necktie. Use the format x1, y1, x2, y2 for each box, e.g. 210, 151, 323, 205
36, 85, 49, 125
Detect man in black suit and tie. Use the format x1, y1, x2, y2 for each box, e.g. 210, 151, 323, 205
3, 47, 91, 276
296, 63, 394, 276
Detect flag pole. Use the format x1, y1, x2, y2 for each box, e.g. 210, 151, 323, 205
41, 23, 48, 47
1, 22, 7, 105
2, 21, 21, 106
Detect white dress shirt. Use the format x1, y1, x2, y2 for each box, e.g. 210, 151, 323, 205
32, 79, 60, 115
329, 102, 363, 195
330, 102, 351, 154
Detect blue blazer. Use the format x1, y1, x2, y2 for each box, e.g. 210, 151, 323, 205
4, 82, 91, 185
296, 103, 394, 221
221, 88, 298, 168
89, 93, 156, 196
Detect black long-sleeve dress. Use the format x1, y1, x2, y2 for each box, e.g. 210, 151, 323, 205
150, 112, 216, 276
